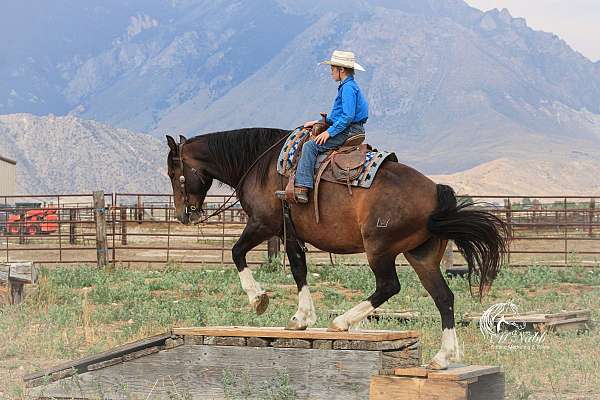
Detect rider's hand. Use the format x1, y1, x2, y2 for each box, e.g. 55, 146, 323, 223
314, 131, 330, 145
303, 120, 319, 128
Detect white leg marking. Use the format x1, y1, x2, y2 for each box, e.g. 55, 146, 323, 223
429, 328, 461, 369
238, 268, 264, 303
288, 286, 317, 329
330, 301, 374, 331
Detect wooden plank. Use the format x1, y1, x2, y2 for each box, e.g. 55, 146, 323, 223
0, 264, 9, 282
312, 340, 333, 350
6, 262, 36, 283
392, 367, 428, 378
381, 347, 421, 369
391, 365, 501, 382
172, 326, 419, 341
370, 375, 468, 400
544, 309, 590, 320
183, 335, 204, 345
427, 365, 501, 381
246, 337, 270, 347
546, 317, 590, 333
24, 332, 172, 384
29, 344, 383, 399
333, 338, 418, 351
204, 336, 246, 346
371, 370, 504, 400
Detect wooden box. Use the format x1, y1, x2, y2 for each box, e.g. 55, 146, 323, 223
370, 364, 505, 400
27, 326, 421, 399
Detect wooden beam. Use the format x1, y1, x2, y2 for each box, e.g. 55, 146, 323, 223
23, 332, 172, 384
172, 326, 419, 341
93, 191, 108, 268
427, 365, 501, 381
0, 262, 36, 284
393, 365, 501, 381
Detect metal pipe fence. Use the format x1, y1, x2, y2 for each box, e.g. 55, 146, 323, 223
1, 193, 598, 268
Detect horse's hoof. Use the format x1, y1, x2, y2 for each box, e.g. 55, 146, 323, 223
285, 318, 308, 331
426, 359, 448, 370
327, 321, 349, 332
252, 293, 269, 315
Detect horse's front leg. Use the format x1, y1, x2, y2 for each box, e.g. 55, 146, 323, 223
232, 220, 272, 315
285, 238, 316, 330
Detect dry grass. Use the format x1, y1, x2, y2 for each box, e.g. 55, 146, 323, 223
0, 263, 599, 399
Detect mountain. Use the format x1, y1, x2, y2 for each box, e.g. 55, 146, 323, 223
431, 154, 600, 196
1, 0, 600, 188
0, 114, 169, 194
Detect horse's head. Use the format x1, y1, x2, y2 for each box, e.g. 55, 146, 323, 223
166, 134, 213, 225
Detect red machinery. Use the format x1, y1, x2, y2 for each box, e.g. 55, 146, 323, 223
6, 207, 59, 236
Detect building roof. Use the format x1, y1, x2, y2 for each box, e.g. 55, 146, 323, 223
0, 155, 16, 165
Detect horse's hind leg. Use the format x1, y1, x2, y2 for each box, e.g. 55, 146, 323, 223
405, 237, 460, 370
285, 239, 316, 330
232, 220, 272, 315
329, 253, 399, 331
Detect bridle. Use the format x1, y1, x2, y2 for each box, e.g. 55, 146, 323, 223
174, 132, 289, 224
174, 141, 205, 216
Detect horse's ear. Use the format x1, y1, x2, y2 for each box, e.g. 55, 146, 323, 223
179, 135, 187, 145
166, 135, 177, 152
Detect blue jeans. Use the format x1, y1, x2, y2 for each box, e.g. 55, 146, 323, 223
295, 123, 365, 189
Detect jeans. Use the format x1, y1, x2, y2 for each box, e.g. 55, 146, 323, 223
295, 123, 365, 189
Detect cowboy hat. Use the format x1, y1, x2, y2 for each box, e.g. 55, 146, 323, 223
320, 50, 365, 72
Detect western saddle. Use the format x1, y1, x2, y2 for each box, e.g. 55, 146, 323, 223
278, 113, 370, 223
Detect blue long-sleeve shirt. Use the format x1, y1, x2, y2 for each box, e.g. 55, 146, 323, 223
325, 76, 369, 137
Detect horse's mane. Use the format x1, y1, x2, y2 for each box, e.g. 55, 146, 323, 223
189, 127, 290, 188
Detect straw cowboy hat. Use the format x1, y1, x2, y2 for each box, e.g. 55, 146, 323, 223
320, 50, 365, 72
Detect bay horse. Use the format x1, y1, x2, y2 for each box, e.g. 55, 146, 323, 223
165, 128, 507, 370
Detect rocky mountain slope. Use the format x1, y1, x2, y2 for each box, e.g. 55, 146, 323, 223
0, 114, 169, 194
1, 0, 600, 194
431, 154, 600, 196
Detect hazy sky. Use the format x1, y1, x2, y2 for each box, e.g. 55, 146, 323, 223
465, 0, 600, 61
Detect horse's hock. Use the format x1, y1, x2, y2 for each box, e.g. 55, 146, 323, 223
25, 326, 421, 399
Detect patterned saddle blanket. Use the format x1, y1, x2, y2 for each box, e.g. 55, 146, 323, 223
276, 127, 397, 189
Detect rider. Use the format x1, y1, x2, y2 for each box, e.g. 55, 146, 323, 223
284, 50, 369, 203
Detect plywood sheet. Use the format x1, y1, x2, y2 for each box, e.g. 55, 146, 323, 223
173, 326, 419, 341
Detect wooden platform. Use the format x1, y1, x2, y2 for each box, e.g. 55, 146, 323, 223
0, 262, 37, 305
371, 364, 505, 400
462, 309, 591, 333
173, 325, 419, 341
26, 326, 421, 399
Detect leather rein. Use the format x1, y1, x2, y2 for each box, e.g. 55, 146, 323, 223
175, 132, 290, 224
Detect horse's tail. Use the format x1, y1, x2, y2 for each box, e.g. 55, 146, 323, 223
427, 184, 509, 298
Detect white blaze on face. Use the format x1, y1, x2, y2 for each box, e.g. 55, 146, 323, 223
238, 268, 264, 302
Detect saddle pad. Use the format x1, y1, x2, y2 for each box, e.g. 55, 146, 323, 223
277, 127, 397, 189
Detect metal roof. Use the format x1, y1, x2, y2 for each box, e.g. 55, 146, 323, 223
0, 155, 16, 165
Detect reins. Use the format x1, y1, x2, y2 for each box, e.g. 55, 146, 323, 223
178, 131, 290, 224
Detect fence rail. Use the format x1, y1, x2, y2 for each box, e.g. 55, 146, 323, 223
1, 193, 599, 268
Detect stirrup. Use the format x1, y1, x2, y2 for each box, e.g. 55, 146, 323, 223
275, 189, 309, 204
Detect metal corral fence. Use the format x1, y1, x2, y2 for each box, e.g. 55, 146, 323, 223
0, 193, 598, 268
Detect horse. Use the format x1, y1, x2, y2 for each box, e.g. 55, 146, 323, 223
165, 127, 508, 370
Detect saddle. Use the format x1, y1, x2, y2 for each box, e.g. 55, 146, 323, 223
282, 113, 370, 223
